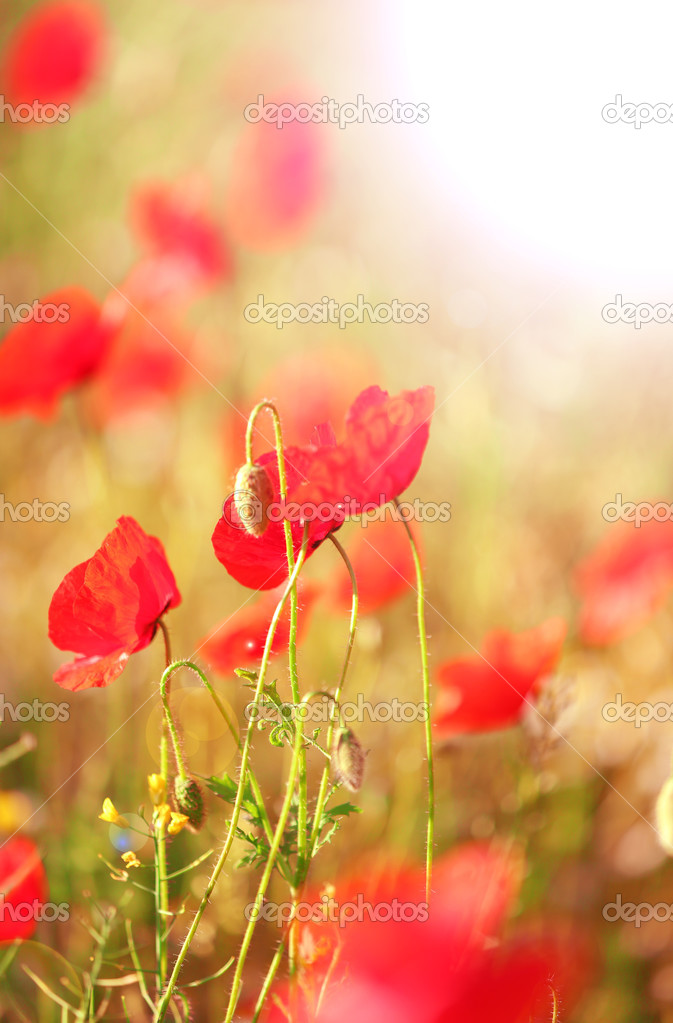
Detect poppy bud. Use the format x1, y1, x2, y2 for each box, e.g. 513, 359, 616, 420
174, 775, 206, 832
233, 463, 274, 537
331, 727, 365, 793
656, 776, 673, 853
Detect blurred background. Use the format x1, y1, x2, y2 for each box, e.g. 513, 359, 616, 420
2, 1, 673, 1020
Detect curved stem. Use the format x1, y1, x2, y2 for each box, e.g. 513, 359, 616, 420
308, 534, 359, 859
154, 528, 309, 1022
394, 499, 434, 904
156, 621, 173, 993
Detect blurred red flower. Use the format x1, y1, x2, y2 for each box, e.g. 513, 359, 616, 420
81, 295, 193, 426
225, 114, 325, 249
0, 837, 48, 943
575, 519, 673, 645
327, 516, 420, 616
199, 582, 319, 674
0, 286, 111, 419
129, 179, 233, 298
433, 617, 567, 736
2, 0, 105, 112
212, 385, 434, 590
49, 516, 181, 691
261, 842, 593, 1023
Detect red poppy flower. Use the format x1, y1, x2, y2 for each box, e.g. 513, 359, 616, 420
129, 179, 233, 295
225, 113, 325, 249
327, 516, 420, 616
0, 837, 48, 943
575, 519, 673, 645
433, 618, 567, 736
261, 842, 593, 1023
0, 287, 111, 419
199, 582, 319, 674
2, 1, 105, 111
81, 294, 193, 426
212, 385, 434, 590
49, 516, 181, 692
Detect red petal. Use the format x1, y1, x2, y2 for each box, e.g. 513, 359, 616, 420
297, 385, 435, 512
53, 650, 129, 691
49, 516, 181, 670
0, 287, 111, 418
434, 618, 566, 735
225, 115, 325, 250
2, 1, 105, 110
327, 517, 420, 616
200, 583, 318, 673
0, 837, 48, 943
575, 519, 673, 644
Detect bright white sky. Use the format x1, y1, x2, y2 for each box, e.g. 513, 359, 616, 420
394, 1, 673, 287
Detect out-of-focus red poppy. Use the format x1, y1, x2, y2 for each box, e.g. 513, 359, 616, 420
0, 286, 111, 419
81, 294, 193, 426
199, 582, 319, 674
257, 348, 379, 449
327, 516, 420, 616
49, 516, 181, 692
2, 1, 105, 111
433, 618, 567, 736
0, 837, 48, 943
261, 842, 593, 1023
212, 385, 434, 590
575, 519, 673, 645
129, 179, 233, 298
225, 114, 325, 249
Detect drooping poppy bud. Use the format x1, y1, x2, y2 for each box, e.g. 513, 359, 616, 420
331, 727, 365, 793
174, 775, 206, 832
233, 462, 274, 537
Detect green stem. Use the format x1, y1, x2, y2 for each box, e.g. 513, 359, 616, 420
394, 499, 434, 904
156, 621, 172, 992
153, 529, 309, 1022
308, 534, 359, 859
251, 936, 288, 1023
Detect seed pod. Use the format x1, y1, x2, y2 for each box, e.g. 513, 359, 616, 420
331, 727, 365, 793
233, 463, 274, 537
174, 775, 206, 833
656, 776, 673, 854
